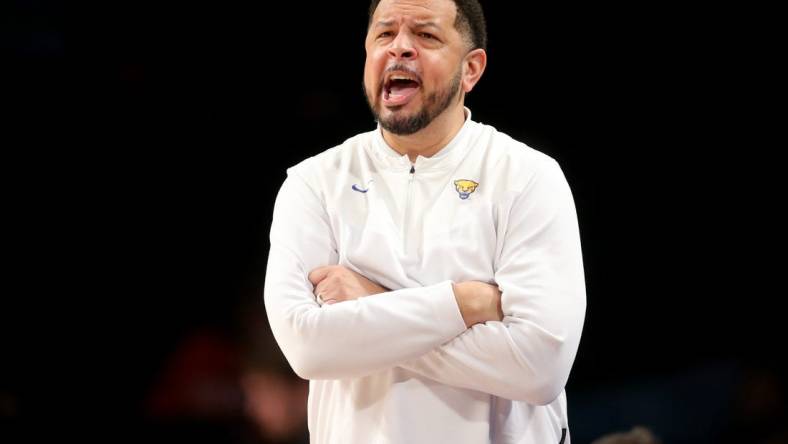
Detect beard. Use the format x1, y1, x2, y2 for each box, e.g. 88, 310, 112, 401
364, 66, 463, 136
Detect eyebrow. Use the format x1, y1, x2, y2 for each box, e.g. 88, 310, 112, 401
413, 21, 440, 29
373, 20, 442, 30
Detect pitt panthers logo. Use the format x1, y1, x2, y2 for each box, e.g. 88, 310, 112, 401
454, 179, 479, 200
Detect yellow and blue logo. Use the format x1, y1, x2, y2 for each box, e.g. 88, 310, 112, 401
454, 179, 479, 200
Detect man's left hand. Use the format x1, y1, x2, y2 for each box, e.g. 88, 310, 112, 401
308, 265, 388, 305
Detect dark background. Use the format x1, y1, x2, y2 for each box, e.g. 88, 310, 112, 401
3, 1, 781, 443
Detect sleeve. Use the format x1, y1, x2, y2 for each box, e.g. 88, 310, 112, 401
263, 167, 468, 381
397, 158, 587, 405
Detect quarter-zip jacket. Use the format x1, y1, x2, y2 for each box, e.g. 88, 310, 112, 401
264, 108, 586, 444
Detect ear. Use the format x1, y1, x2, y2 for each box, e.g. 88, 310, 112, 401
461, 48, 487, 93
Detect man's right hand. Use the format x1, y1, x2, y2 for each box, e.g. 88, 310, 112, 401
452, 281, 504, 328
308, 265, 388, 305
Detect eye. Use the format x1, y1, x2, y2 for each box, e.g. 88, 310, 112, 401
377, 31, 393, 39
419, 32, 437, 40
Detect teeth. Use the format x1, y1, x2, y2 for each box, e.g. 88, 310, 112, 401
387, 74, 417, 84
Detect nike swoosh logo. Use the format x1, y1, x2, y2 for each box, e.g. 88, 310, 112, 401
352, 179, 373, 193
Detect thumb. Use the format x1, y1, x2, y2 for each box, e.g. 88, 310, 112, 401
308, 266, 333, 286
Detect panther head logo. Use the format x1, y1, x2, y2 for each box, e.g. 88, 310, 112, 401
453, 179, 479, 200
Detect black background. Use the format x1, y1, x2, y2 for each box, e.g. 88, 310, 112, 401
3, 1, 781, 443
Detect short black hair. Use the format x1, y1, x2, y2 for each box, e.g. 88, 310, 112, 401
368, 0, 487, 51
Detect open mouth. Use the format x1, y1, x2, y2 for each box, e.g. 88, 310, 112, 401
383, 74, 421, 107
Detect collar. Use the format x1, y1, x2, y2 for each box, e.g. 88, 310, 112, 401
369, 107, 476, 173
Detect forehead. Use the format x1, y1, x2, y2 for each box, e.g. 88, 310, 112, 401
371, 0, 457, 28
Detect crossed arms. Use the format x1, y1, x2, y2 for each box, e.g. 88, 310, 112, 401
263, 159, 586, 405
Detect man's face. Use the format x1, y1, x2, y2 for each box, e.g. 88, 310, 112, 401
364, 0, 468, 135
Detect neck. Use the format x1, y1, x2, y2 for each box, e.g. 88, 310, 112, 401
381, 104, 467, 163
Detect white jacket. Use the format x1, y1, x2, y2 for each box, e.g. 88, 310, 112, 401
264, 108, 586, 444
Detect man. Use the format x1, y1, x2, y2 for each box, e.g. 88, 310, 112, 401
263, 0, 586, 442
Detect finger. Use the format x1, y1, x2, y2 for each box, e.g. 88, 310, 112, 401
315, 289, 337, 306
314, 280, 341, 302
314, 280, 328, 299
308, 266, 333, 286
315, 282, 342, 306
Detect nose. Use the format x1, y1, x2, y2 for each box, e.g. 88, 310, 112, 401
387, 31, 417, 60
